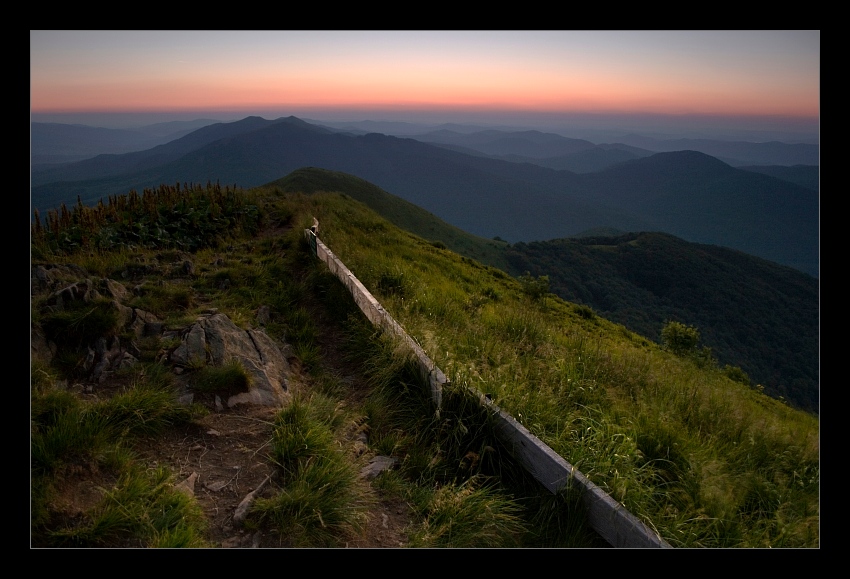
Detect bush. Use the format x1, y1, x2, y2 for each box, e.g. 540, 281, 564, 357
573, 304, 595, 320
661, 321, 701, 355
41, 298, 120, 350
518, 272, 550, 302
724, 364, 751, 386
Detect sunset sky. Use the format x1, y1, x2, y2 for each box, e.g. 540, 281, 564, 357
30, 30, 820, 136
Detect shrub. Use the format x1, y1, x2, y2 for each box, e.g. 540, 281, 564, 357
724, 364, 751, 386
377, 268, 407, 297
573, 303, 595, 320
41, 298, 120, 350
518, 272, 550, 302
661, 321, 701, 356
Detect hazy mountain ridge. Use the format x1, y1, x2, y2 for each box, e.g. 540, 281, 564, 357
737, 165, 819, 192
575, 152, 819, 277
30, 119, 224, 166
615, 134, 819, 166
317, 121, 818, 168
415, 129, 653, 173
31, 116, 819, 277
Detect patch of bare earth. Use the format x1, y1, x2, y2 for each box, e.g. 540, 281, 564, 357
130, 283, 415, 548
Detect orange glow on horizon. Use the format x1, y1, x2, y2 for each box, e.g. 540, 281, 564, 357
31, 31, 819, 123
31, 72, 818, 119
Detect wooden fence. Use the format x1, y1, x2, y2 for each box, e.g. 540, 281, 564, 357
306, 227, 671, 548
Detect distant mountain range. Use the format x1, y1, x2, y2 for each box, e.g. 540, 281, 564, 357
313, 119, 820, 168
30, 116, 819, 278
614, 134, 819, 167
409, 128, 654, 173
30, 119, 222, 167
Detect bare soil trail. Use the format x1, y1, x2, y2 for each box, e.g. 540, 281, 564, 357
36, 222, 417, 548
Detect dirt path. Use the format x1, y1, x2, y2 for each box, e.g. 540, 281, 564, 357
130, 273, 416, 548
34, 222, 418, 548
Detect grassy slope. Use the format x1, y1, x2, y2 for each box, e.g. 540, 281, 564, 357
31, 182, 819, 547
270, 168, 512, 271
264, 186, 818, 547
30, 184, 603, 548
270, 168, 818, 414
505, 233, 819, 412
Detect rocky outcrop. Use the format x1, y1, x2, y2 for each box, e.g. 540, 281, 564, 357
33, 271, 164, 380
169, 313, 291, 408
31, 264, 89, 296
32, 265, 292, 409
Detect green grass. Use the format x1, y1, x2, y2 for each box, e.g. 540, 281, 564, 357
407, 477, 527, 548
189, 359, 253, 397
31, 364, 204, 547
47, 463, 209, 548
281, 189, 819, 548
250, 394, 368, 546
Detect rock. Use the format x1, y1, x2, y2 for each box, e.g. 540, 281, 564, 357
174, 472, 199, 497
127, 308, 161, 339
256, 305, 271, 326
233, 474, 272, 526
170, 324, 206, 367
360, 456, 398, 480
204, 480, 228, 492
101, 278, 129, 302
170, 313, 291, 408
221, 536, 243, 548
31, 264, 89, 296
33, 267, 292, 409
31, 323, 56, 364
47, 279, 99, 310
34, 271, 163, 382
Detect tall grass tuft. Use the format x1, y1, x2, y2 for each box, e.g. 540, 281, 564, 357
408, 476, 527, 548
31, 361, 204, 546
48, 464, 208, 548
189, 359, 253, 397
251, 394, 367, 546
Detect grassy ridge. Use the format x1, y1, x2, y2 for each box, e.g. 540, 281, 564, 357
265, 186, 818, 547
31, 185, 600, 547
31, 182, 818, 547
271, 168, 512, 271
272, 168, 818, 413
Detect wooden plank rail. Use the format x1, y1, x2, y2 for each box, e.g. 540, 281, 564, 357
305, 227, 671, 548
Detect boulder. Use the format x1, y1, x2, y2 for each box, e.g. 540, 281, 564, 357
170, 313, 291, 408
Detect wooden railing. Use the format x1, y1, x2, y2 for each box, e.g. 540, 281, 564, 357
306, 227, 671, 548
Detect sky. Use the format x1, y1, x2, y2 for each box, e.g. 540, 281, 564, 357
30, 30, 820, 139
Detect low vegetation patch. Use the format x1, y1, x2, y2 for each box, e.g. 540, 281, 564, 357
249, 395, 368, 547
